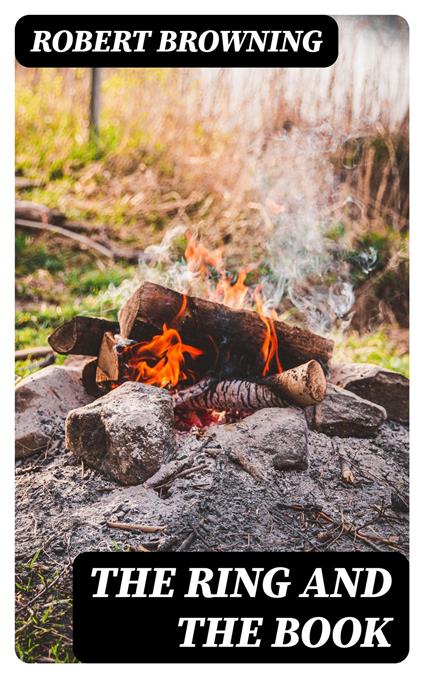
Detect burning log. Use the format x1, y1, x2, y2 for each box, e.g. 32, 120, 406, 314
173, 378, 288, 412
118, 282, 334, 372
173, 360, 327, 412
96, 331, 120, 383
48, 316, 119, 356
81, 357, 101, 396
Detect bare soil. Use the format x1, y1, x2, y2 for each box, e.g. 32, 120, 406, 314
16, 420, 409, 559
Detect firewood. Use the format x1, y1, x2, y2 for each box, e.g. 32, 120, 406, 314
81, 358, 101, 395
265, 360, 327, 406
171, 377, 215, 408
172, 360, 326, 411
118, 282, 334, 372
96, 331, 120, 383
48, 317, 119, 356
173, 378, 288, 412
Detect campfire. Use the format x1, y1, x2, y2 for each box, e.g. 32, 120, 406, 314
47, 232, 333, 434
28, 235, 406, 488
48, 280, 332, 433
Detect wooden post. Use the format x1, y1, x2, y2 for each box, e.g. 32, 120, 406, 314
89, 68, 101, 140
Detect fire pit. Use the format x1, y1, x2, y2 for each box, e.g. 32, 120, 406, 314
49, 281, 331, 429
32, 273, 404, 488
15, 236, 409, 556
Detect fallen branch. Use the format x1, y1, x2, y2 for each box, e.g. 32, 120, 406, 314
16, 217, 142, 263
15, 346, 54, 361
15, 200, 63, 224
16, 218, 117, 259
15, 178, 46, 191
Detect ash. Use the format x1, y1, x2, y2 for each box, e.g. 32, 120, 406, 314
16, 420, 408, 563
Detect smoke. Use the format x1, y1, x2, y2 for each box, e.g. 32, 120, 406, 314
255, 124, 355, 333
94, 16, 408, 333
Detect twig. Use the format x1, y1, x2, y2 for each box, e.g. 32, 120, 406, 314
177, 519, 205, 552
16, 564, 71, 614
332, 440, 355, 484
229, 450, 264, 481
106, 521, 166, 533
316, 510, 398, 552
339, 456, 355, 484
153, 464, 209, 490
144, 437, 213, 490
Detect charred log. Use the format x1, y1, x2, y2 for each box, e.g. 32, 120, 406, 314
118, 282, 334, 372
96, 331, 120, 383
81, 358, 101, 396
173, 378, 289, 412
48, 317, 119, 356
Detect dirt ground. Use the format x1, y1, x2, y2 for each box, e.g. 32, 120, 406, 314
16, 419, 409, 558
15, 417, 408, 661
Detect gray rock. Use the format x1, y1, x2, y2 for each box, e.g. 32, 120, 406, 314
329, 362, 409, 423
65, 382, 176, 485
212, 407, 308, 471
15, 365, 95, 459
308, 384, 387, 438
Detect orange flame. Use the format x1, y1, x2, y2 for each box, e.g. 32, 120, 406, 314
254, 288, 283, 376
185, 233, 250, 310
185, 234, 224, 276
122, 296, 203, 389
216, 270, 249, 309
121, 236, 284, 392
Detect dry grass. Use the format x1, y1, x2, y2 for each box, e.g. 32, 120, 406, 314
15, 17, 409, 356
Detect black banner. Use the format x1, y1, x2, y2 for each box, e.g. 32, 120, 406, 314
15, 15, 338, 68
73, 551, 408, 663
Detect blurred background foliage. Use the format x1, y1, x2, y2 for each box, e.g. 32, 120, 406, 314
16, 17, 409, 382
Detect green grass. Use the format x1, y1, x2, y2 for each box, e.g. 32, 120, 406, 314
15, 251, 136, 379
15, 550, 75, 663
334, 329, 409, 378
